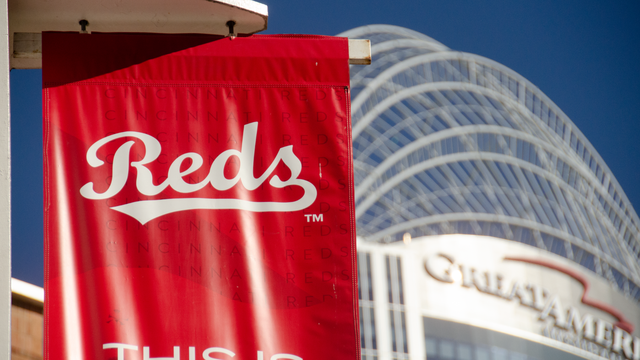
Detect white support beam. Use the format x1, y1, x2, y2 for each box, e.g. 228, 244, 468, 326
8, 0, 269, 69
13, 35, 371, 69
348, 39, 371, 65
11, 278, 44, 304
0, 0, 11, 359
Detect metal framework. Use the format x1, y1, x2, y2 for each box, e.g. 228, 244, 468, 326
339, 25, 640, 303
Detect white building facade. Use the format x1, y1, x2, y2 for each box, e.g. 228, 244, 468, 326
341, 25, 640, 360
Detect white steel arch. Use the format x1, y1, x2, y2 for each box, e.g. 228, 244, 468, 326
339, 24, 447, 48
341, 24, 640, 302
352, 82, 634, 235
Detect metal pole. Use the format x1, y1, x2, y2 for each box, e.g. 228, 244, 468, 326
0, 0, 11, 357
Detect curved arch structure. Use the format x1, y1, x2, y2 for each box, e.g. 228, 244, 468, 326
339, 25, 640, 302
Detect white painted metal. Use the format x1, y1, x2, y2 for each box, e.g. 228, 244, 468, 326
11, 26, 373, 70
11, 278, 44, 303
402, 250, 426, 360
353, 121, 633, 238
339, 24, 447, 49
370, 38, 448, 57
348, 39, 371, 65
355, 124, 586, 200
369, 249, 392, 360
8, 0, 269, 68
9, 0, 267, 34
14, 36, 372, 69
0, 1, 10, 359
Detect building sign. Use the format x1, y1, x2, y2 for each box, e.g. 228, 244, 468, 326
407, 235, 640, 360
43, 33, 358, 360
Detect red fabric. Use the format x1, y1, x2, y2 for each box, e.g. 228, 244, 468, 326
43, 32, 358, 360
43, 33, 350, 86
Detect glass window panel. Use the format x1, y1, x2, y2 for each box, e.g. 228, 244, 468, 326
439, 340, 455, 359
475, 348, 491, 360
425, 337, 438, 356
491, 347, 508, 360
457, 343, 473, 360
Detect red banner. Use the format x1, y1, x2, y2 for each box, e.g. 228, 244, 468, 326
43, 33, 358, 360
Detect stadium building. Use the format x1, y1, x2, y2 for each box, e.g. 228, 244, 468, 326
339, 25, 640, 360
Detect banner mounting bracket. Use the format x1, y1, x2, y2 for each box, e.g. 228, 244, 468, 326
79, 19, 89, 34
348, 39, 371, 65
226, 20, 236, 39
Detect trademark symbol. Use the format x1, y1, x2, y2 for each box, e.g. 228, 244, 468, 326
304, 214, 324, 222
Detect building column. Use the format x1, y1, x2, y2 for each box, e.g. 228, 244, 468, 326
402, 247, 426, 360
371, 249, 391, 360
0, 0, 11, 358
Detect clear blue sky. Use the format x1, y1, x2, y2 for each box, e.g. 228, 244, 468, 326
10, 0, 640, 286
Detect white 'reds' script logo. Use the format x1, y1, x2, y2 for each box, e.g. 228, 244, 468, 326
80, 122, 317, 224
